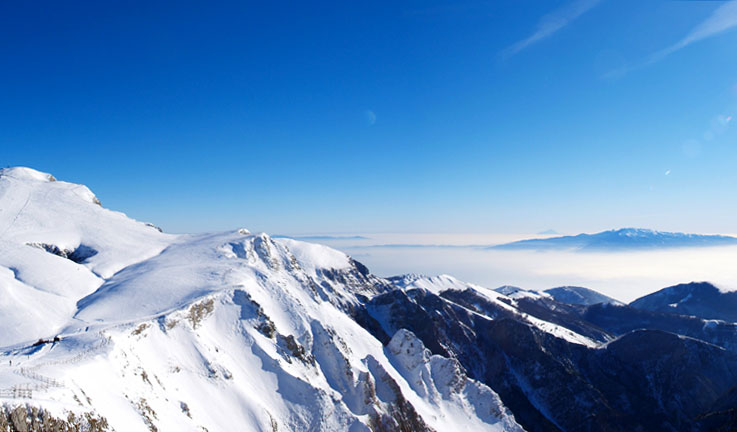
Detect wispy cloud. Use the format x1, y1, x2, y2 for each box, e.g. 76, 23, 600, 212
502, 0, 603, 57
607, 0, 737, 77
651, 1, 737, 62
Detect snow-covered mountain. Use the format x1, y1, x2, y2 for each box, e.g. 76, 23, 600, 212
2, 167, 737, 431
492, 228, 737, 251
544, 286, 622, 306
0, 168, 523, 431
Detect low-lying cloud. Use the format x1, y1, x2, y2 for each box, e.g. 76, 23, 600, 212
308, 233, 737, 303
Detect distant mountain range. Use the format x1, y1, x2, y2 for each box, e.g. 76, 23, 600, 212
492, 228, 737, 251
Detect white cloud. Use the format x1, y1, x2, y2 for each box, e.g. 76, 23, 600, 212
502, 0, 602, 57
607, 1, 737, 77
651, 0, 737, 62
338, 241, 737, 302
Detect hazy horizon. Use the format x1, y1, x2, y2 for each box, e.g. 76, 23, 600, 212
257, 231, 737, 303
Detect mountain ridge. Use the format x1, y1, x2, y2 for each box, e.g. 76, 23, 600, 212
492, 227, 737, 251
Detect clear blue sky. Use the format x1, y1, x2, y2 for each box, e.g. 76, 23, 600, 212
2, 0, 737, 234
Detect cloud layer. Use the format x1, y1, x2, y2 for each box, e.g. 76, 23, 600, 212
304, 233, 737, 303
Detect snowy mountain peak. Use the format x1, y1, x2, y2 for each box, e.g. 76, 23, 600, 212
0, 167, 173, 273
545, 286, 622, 306
0, 166, 57, 182
0, 166, 100, 206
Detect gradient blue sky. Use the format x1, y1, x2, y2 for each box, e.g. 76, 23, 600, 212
2, 0, 737, 234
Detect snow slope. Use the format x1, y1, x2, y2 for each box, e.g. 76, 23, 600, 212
0, 167, 174, 347
544, 286, 622, 306
389, 273, 499, 297
0, 168, 524, 431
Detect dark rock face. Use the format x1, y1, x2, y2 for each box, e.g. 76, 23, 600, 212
629, 282, 737, 322
602, 330, 737, 418
365, 356, 436, 432
698, 387, 737, 431
0, 405, 109, 431
583, 302, 737, 353
26, 242, 98, 264
350, 278, 737, 432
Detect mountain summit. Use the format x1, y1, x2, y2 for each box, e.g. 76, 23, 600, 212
491, 228, 737, 251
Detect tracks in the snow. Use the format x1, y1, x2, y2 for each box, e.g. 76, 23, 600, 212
0, 334, 111, 400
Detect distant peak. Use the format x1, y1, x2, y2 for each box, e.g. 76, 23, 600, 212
611, 228, 658, 236
494, 285, 525, 295
662, 281, 719, 293
0, 167, 56, 182
493, 227, 737, 251
388, 273, 429, 283
545, 286, 622, 306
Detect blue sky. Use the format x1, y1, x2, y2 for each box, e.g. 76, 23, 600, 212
2, 0, 737, 234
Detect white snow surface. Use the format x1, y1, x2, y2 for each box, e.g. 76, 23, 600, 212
391, 273, 492, 295
0, 168, 526, 431
492, 285, 555, 302
0, 167, 174, 347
